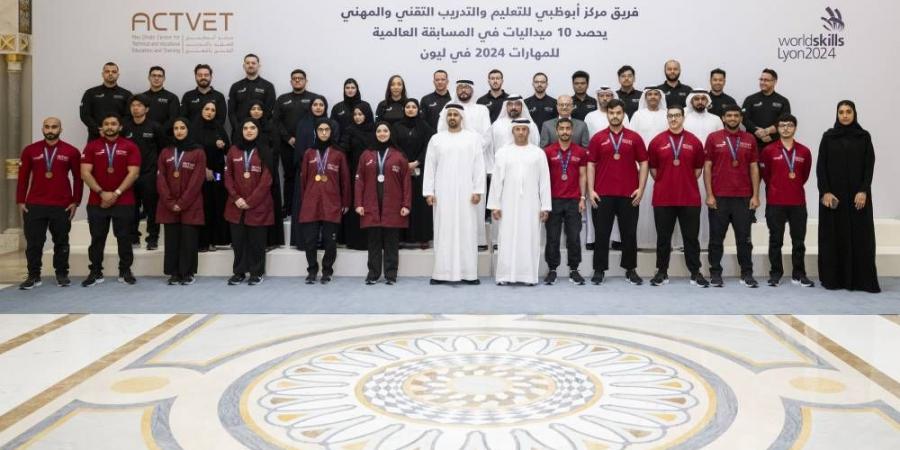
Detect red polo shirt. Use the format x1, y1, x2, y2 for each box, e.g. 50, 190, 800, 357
588, 127, 648, 197
544, 142, 588, 199
704, 129, 759, 197
648, 129, 704, 207
82, 136, 141, 206
17, 140, 83, 207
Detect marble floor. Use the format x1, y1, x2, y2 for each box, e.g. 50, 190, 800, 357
0, 314, 897, 449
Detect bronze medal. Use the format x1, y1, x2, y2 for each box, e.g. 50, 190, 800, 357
789, 172, 796, 179
173, 171, 181, 179
732, 160, 739, 167
45, 171, 53, 179
673, 159, 681, 167
107, 167, 115, 174
613, 153, 621, 160
243, 171, 251, 179
321, 175, 329, 182
561, 174, 568, 181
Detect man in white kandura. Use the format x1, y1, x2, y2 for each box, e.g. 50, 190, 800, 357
488, 118, 552, 286
684, 89, 723, 248
438, 79, 492, 249
630, 86, 669, 249
424, 104, 486, 285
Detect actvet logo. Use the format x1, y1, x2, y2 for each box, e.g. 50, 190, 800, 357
132, 12, 234, 32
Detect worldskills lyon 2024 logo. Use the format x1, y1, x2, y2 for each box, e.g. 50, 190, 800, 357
777, 7, 846, 62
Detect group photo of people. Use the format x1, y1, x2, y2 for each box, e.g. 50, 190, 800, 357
16, 55, 881, 293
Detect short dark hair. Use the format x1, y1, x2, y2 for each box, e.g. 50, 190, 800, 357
434, 69, 448, 77
488, 69, 503, 78
617, 65, 635, 77
194, 64, 212, 75
244, 53, 259, 62
777, 113, 797, 126
572, 70, 590, 82
762, 68, 778, 80
710, 68, 726, 78
101, 112, 122, 123
667, 105, 685, 115
722, 104, 742, 115
291, 69, 307, 78
606, 99, 626, 111
532, 72, 548, 81
556, 117, 573, 128
103, 62, 118, 69
148, 66, 165, 76
129, 94, 150, 108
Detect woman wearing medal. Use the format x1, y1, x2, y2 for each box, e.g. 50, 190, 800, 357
298, 119, 351, 284
356, 122, 412, 285
156, 118, 207, 285
223, 118, 275, 286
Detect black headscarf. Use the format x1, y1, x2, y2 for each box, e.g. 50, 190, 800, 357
343, 78, 362, 107
313, 118, 333, 151
824, 100, 868, 138
238, 117, 275, 169
311, 97, 329, 120
247, 100, 269, 127
401, 98, 423, 127
373, 121, 396, 152
171, 117, 199, 152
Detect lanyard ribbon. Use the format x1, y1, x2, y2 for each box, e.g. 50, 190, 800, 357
667, 135, 684, 161
610, 132, 624, 157
104, 143, 117, 169
316, 148, 329, 174
781, 146, 796, 173
558, 148, 573, 175
377, 149, 391, 177
43, 146, 58, 173
243, 148, 256, 173
725, 136, 740, 161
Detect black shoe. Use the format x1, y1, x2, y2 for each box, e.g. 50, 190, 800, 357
544, 270, 557, 285
180, 275, 195, 286
740, 274, 759, 288
321, 274, 332, 284
167, 275, 181, 285
228, 274, 246, 285
118, 271, 137, 285
56, 273, 71, 287
19, 276, 41, 290
248, 275, 264, 286
610, 241, 622, 251
386, 278, 396, 285
462, 279, 480, 285
81, 272, 104, 287
146, 241, 158, 251
591, 271, 604, 285
430, 278, 445, 285
305, 273, 317, 284
585, 243, 595, 251
478, 245, 488, 252
625, 270, 643, 285
710, 274, 724, 288
768, 275, 781, 287
690, 272, 710, 288
569, 270, 585, 285
365, 278, 376, 285
650, 271, 669, 286
792, 276, 815, 288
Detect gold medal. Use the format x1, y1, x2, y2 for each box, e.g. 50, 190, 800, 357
243, 171, 251, 179
45, 171, 53, 179
315, 174, 322, 182
789, 172, 796, 179
107, 167, 115, 174
613, 153, 621, 160
673, 159, 681, 167
173, 171, 180, 179
321, 175, 329, 182
732, 160, 739, 167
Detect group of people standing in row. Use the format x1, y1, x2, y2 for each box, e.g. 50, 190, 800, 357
15, 55, 880, 293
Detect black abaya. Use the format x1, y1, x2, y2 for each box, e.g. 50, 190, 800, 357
192, 117, 231, 248
392, 115, 435, 244
339, 121, 376, 250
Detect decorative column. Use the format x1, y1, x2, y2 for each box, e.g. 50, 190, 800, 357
0, 0, 31, 238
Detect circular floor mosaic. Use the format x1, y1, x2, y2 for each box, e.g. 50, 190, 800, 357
234, 332, 724, 449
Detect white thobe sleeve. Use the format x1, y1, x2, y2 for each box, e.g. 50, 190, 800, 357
537, 151, 552, 212
486, 149, 504, 210
423, 139, 438, 197
472, 136, 487, 195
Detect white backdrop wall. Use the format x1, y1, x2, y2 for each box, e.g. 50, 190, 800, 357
34, 0, 900, 217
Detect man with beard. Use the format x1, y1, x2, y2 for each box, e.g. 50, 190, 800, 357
489, 96, 539, 166
708, 68, 737, 118
122, 95, 165, 250
539, 95, 590, 148
16, 118, 82, 290
424, 105, 486, 284
704, 104, 760, 287
684, 90, 725, 250
630, 87, 669, 249
616, 65, 642, 119
655, 60, 693, 108
420, 70, 452, 129
228, 54, 277, 140
476, 69, 509, 123
571, 70, 597, 121
742, 68, 791, 150
525, 72, 557, 130
273, 69, 323, 216
142, 66, 180, 133
181, 64, 227, 126
588, 100, 648, 285
585, 86, 630, 136
437, 80, 492, 249
80, 62, 132, 141
80, 113, 141, 287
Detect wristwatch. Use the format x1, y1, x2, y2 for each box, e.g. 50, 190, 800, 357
114, 189, 122, 196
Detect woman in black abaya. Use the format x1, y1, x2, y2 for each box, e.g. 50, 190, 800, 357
193, 101, 230, 251
817, 100, 880, 293
392, 99, 435, 248
249, 100, 284, 249
339, 106, 376, 250
330, 78, 374, 132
